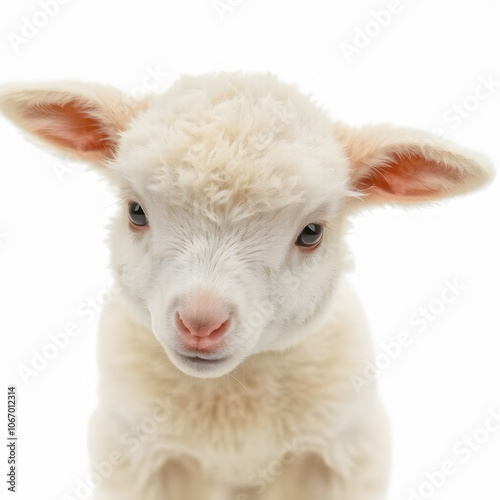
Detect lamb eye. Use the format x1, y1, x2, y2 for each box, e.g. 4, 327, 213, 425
295, 223, 323, 249
128, 202, 148, 227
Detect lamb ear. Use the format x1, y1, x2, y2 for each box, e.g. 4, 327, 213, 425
334, 122, 494, 206
0, 81, 147, 165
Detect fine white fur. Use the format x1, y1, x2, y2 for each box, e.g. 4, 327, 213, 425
0, 73, 493, 499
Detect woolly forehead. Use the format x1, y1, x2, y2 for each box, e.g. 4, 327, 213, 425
109, 92, 352, 223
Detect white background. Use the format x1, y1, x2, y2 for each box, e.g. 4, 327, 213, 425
0, 1, 499, 499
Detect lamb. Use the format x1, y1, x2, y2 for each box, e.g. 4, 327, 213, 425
0, 73, 493, 500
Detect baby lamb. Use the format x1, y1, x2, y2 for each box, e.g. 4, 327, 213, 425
0, 73, 493, 500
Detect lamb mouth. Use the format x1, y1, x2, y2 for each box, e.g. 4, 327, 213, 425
177, 353, 231, 364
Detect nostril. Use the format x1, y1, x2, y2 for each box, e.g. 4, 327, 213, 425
176, 313, 191, 336
207, 319, 231, 338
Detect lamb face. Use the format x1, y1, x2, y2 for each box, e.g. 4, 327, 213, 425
107, 75, 353, 377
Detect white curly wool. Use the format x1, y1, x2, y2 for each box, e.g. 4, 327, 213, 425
0, 73, 493, 499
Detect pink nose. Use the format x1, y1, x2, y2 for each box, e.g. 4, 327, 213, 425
176, 311, 230, 352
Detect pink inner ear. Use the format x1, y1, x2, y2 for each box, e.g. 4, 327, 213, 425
356, 153, 464, 200
24, 101, 114, 156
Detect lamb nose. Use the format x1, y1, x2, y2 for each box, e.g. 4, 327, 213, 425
176, 312, 231, 352
178, 314, 227, 337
